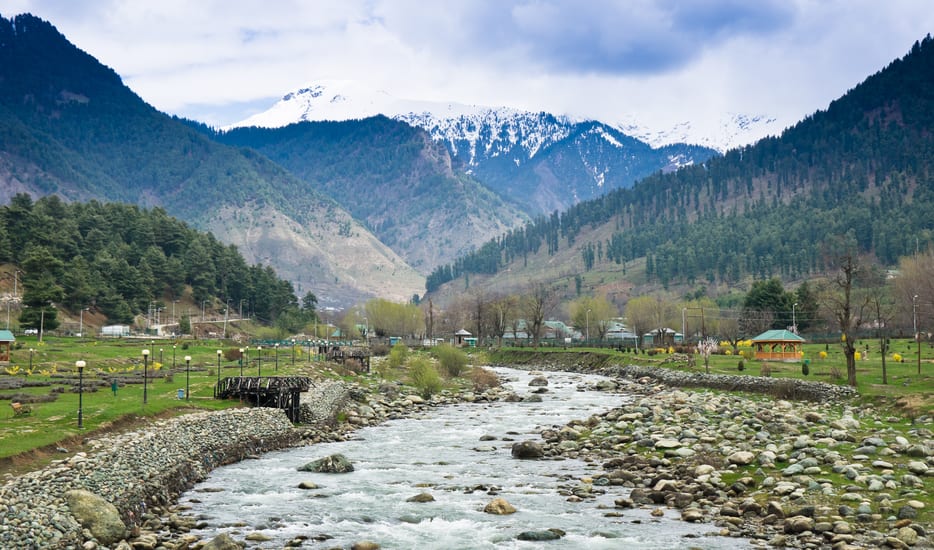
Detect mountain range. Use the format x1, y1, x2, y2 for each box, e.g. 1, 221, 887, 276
227, 81, 724, 216
1, 12, 930, 316
424, 34, 934, 310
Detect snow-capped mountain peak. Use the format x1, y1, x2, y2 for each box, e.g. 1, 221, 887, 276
229, 80, 784, 153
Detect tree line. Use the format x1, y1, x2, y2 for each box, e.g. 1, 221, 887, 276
0, 194, 315, 333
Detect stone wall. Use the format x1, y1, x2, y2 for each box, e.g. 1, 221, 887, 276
489, 350, 858, 402
0, 407, 298, 549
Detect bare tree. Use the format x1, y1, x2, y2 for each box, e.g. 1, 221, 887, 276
524, 283, 559, 347
864, 265, 896, 384
485, 293, 516, 347
818, 236, 869, 387
696, 337, 719, 374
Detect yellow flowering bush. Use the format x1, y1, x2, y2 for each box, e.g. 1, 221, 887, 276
819, 351, 828, 360
893, 353, 903, 362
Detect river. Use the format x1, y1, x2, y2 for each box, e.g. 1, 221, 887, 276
180, 368, 746, 548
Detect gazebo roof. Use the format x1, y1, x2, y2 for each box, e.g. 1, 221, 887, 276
751, 329, 805, 342
455, 329, 472, 336
0, 330, 14, 342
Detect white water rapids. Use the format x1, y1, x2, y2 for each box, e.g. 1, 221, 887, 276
180, 368, 747, 548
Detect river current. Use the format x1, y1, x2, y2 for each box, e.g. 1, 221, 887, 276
181, 368, 745, 548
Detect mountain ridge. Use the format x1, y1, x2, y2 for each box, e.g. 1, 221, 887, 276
230, 81, 721, 217
0, 13, 423, 307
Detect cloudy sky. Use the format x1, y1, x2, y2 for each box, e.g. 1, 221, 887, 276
4, 0, 933, 134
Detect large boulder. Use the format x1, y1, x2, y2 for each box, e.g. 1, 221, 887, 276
64, 489, 126, 546
202, 533, 245, 550
298, 453, 355, 473
483, 498, 517, 515
511, 440, 544, 459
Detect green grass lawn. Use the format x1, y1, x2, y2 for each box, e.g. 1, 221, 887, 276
0, 336, 318, 464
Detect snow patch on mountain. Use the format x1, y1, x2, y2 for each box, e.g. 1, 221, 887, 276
616, 113, 787, 153
228, 80, 778, 153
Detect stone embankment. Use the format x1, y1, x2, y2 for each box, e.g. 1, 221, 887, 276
0, 407, 297, 549
490, 349, 858, 401
0, 377, 492, 549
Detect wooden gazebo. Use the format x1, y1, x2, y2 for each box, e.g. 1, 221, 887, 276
751, 329, 805, 361
0, 330, 14, 362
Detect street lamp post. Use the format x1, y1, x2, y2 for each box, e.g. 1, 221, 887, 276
28, 348, 33, 372
76, 360, 85, 428
792, 302, 798, 334
586, 309, 591, 344
141, 349, 150, 404
79, 307, 87, 337
239, 348, 245, 376
257, 346, 262, 377
275, 343, 279, 372
172, 344, 177, 369
913, 295, 920, 375
185, 356, 191, 400
159, 348, 164, 366
216, 349, 222, 387
223, 299, 232, 338
291, 339, 296, 367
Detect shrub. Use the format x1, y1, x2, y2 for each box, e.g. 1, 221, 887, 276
370, 342, 390, 356
829, 365, 843, 380
801, 361, 810, 376
759, 363, 772, 377
818, 351, 828, 360
737, 359, 745, 371
432, 344, 468, 378
893, 353, 903, 362
408, 357, 442, 399
470, 367, 501, 391
388, 342, 409, 368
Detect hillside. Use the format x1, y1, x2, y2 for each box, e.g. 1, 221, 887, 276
426, 35, 934, 309
212, 117, 526, 273
0, 13, 423, 307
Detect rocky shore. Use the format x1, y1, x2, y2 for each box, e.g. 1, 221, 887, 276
0, 378, 489, 549
518, 367, 932, 549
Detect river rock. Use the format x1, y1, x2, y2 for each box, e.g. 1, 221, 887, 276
351, 541, 380, 550
528, 376, 549, 387
201, 533, 244, 550
728, 451, 755, 466
511, 440, 544, 459
407, 492, 435, 503
298, 453, 354, 473
896, 526, 919, 546
517, 529, 564, 541
483, 498, 517, 515
64, 489, 127, 546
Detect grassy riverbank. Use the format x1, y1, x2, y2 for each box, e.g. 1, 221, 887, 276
0, 336, 336, 470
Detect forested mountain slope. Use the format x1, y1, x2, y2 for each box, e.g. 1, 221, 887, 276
427, 35, 934, 298
0, 13, 423, 306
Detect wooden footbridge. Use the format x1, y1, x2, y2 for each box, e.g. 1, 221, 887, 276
215, 376, 312, 422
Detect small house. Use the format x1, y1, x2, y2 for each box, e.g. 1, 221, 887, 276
643, 328, 683, 347
100, 325, 130, 337
454, 329, 473, 347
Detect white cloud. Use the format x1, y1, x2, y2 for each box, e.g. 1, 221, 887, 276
4, 0, 933, 132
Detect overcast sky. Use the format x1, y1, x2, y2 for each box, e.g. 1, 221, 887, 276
4, 0, 933, 132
